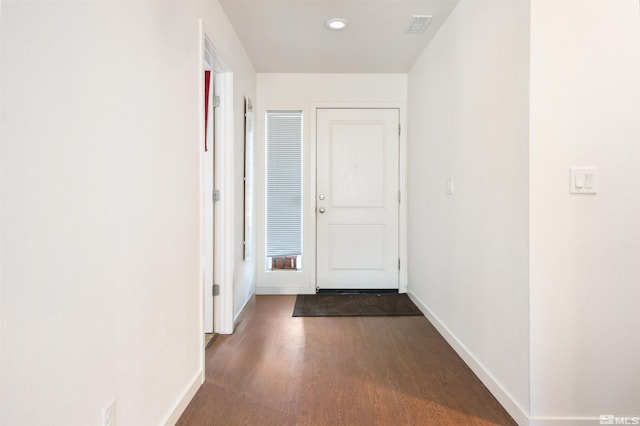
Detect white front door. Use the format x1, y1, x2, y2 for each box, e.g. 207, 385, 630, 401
316, 108, 399, 290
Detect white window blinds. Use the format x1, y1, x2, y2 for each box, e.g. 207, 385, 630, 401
266, 111, 303, 257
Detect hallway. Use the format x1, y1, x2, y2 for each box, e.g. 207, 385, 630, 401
178, 296, 516, 425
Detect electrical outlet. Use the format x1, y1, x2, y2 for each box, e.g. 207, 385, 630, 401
102, 400, 116, 426
447, 178, 454, 195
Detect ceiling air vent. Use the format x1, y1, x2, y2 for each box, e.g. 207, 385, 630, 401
406, 15, 433, 34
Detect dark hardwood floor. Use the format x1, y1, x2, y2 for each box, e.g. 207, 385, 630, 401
177, 295, 516, 426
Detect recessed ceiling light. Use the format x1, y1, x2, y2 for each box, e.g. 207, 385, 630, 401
326, 18, 349, 30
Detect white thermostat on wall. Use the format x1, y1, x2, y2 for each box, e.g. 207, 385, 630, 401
570, 167, 598, 194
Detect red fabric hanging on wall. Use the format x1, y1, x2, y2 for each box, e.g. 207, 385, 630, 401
204, 70, 211, 152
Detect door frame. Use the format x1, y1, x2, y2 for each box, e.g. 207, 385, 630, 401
310, 103, 408, 293
198, 19, 235, 355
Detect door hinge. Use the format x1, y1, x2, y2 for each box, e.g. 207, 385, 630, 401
398, 123, 401, 136
398, 258, 401, 271
213, 95, 221, 108
398, 190, 401, 203
213, 189, 221, 202
212, 284, 220, 296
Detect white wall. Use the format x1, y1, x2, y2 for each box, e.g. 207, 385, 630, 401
255, 73, 407, 294
407, 1, 530, 423
0, 1, 255, 424
409, 0, 640, 424
529, 0, 640, 423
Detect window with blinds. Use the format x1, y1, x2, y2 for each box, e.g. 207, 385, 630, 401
266, 111, 303, 271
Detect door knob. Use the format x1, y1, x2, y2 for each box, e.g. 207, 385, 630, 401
319, 194, 325, 200
318, 207, 326, 214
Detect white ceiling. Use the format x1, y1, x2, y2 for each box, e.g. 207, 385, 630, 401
219, 0, 460, 73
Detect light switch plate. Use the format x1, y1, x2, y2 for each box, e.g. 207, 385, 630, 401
570, 167, 597, 194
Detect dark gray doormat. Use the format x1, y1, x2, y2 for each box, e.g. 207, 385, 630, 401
292, 293, 423, 317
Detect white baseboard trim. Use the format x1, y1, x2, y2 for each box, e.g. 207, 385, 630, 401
162, 370, 203, 426
528, 417, 601, 426
255, 286, 314, 295
407, 291, 530, 426
234, 292, 254, 324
